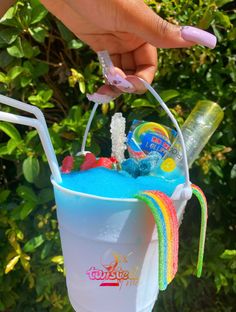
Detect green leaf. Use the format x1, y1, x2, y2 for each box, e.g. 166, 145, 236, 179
0, 122, 21, 141
214, 11, 232, 28
23, 235, 44, 253
20, 201, 36, 220
51, 255, 64, 265
215, 0, 234, 8
25, 129, 38, 144
5, 255, 20, 274
220, 249, 236, 260
30, 4, 48, 24
0, 50, 14, 68
20, 76, 32, 87
211, 145, 225, 153
7, 138, 21, 154
0, 144, 8, 155
197, 9, 214, 29
131, 98, 156, 109
56, 20, 74, 42
68, 39, 84, 50
211, 163, 224, 178
22, 157, 40, 183
40, 89, 53, 102
0, 28, 20, 46
79, 80, 86, 94
159, 89, 180, 102
0, 72, 9, 84
0, 6, 17, 25
28, 89, 54, 109
33, 61, 49, 77
38, 188, 54, 204
8, 66, 24, 80
230, 164, 236, 179
29, 26, 47, 43
0, 190, 11, 203
16, 185, 38, 203
7, 37, 34, 59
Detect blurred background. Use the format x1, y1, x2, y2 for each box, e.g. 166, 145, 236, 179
0, 0, 235, 311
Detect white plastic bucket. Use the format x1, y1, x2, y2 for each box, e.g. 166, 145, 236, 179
52, 180, 159, 312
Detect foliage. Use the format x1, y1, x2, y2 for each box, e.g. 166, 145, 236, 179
0, 0, 235, 311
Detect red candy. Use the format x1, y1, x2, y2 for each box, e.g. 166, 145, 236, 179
62, 153, 117, 172
61, 156, 74, 173
94, 157, 113, 169
80, 153, 97, 170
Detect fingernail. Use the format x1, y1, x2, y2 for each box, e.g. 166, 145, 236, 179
87, 92, 114, 104
107, 72, 134, 90
181, 26, 217, 49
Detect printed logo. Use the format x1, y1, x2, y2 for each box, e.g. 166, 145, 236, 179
86, 250, 139, 288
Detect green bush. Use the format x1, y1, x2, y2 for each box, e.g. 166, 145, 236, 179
0, 0, 235, 311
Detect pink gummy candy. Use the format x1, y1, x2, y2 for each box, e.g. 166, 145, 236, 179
61, 156, 74, 173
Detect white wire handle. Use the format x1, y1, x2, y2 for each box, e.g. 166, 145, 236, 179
139, 79, 190, 186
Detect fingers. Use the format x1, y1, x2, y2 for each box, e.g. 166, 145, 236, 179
120, 0, 216, 49
107, 44, 157, 94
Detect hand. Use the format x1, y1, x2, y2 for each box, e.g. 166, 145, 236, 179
40, 0, 216, 96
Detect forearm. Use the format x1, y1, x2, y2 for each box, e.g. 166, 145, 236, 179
0, 0, 15, 18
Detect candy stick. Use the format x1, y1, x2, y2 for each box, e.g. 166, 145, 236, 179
191, 184, 208, 277
0, 111, 62, 183
135, 191, 179, 290
144, 191, 174, 284
136, 192, 167, 290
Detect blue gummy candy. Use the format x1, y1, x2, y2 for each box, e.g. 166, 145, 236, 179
121, 158, 140, 178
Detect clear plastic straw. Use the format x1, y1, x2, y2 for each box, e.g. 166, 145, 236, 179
0, 94, 51, 145
0, 111, 62, 183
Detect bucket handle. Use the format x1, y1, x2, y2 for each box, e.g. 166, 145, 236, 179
138, 79, 192, 201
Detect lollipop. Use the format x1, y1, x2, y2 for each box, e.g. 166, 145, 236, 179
127, 120, 177, 161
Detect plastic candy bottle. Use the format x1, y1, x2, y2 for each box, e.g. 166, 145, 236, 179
156, 100, 224, 178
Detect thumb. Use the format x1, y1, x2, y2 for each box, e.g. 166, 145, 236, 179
124, 1, 216, 49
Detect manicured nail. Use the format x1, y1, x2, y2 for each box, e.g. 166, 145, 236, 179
107, 72, 134, 90
181, 26, 217, 49
87, 92, 114, 104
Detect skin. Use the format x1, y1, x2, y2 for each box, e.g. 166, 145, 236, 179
1, 0, 195, 94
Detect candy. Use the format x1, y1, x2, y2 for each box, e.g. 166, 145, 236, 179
135, 190, 179, 290
110, 113, 126, 163
121, 158, 140, 178
191, 184, 208, 278
127, 120, 177, 161
94, 157, 113, 169
61, 156, 74, 173
80, 153, 97, 171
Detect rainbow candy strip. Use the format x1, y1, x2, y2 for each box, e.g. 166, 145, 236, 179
191, 184, 208, 278
135, 190, 179, 291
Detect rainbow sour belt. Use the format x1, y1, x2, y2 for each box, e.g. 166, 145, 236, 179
135, 190, 179, 291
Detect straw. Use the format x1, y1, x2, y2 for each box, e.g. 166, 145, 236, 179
0, 111, 62, 183
0, 94, 50, 141
0, 94, 58, 170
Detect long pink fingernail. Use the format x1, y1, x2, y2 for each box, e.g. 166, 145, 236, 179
181, 26, 217, 49
87, 93, 114, 104
107, 72, 134, 90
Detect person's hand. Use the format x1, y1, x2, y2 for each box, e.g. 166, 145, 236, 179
40, 0, 216, 97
